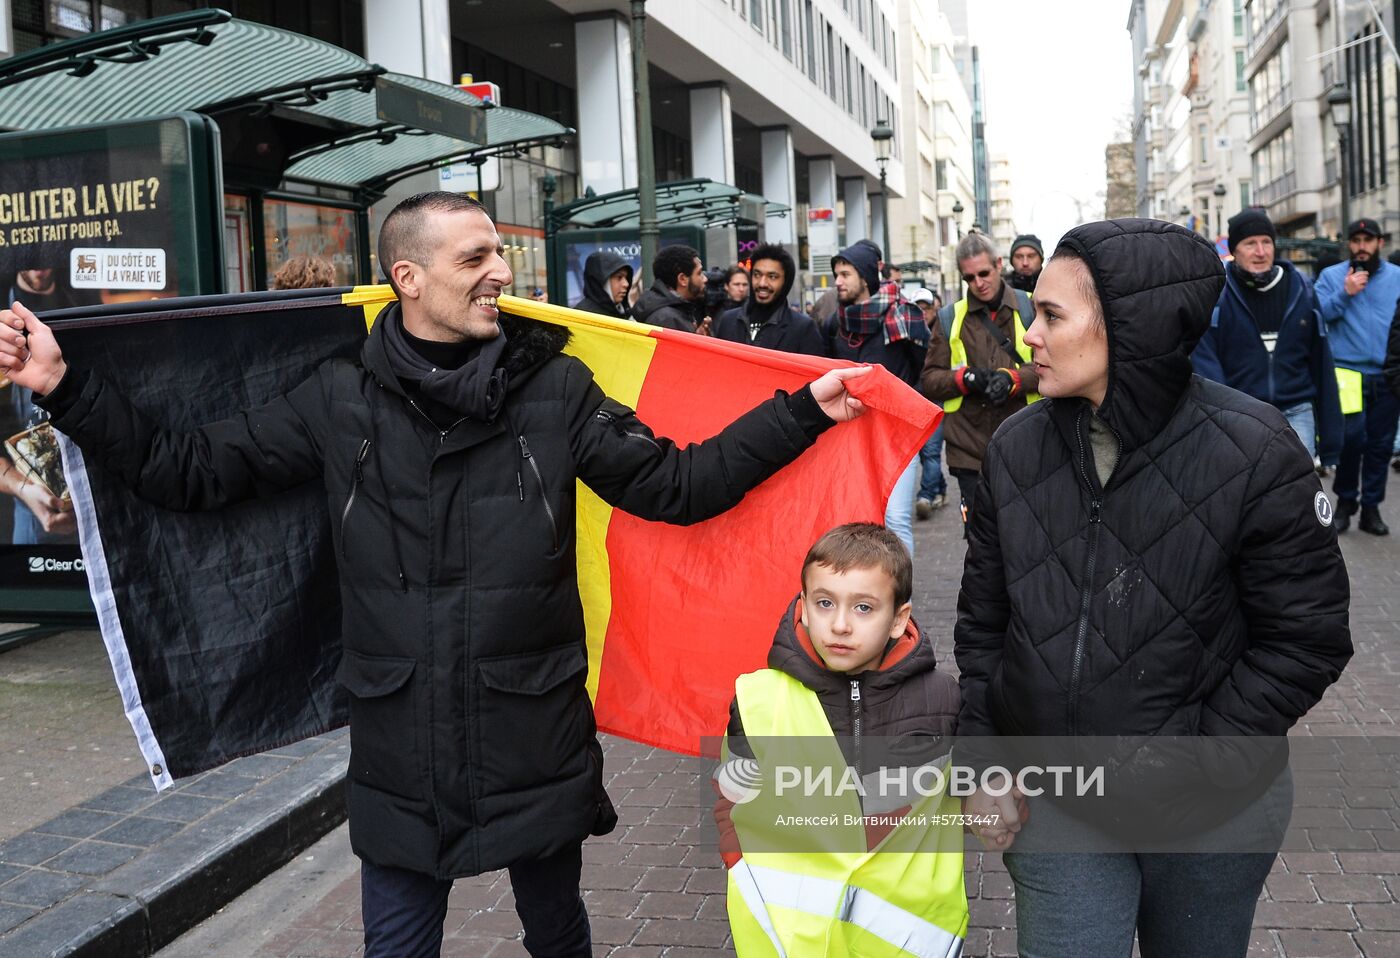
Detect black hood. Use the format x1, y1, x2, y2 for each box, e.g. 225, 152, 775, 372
580, 251, 632, 313
1053, 218, 1225, 454
363, 301, 571, 397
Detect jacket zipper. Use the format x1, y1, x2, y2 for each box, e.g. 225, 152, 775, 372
406, 397, 469, 445
594, 409, 662, 451
1267, 351, 1276, 406
339, 439, 371, 557
1069, 410, 1104, 734
849, 678, 864, 778
518, 434, 560, 553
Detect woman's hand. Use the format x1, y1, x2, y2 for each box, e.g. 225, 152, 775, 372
963, 775, 1028, 850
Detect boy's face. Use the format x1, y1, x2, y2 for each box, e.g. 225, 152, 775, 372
801, 563, 912, 675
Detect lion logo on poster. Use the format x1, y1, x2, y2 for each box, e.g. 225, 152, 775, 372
75, 254, 98, 281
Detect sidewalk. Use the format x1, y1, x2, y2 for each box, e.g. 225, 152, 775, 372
3, 492, 1399, 956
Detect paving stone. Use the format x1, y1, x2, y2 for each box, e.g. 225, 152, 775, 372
1267, 874, 1319, 902
77, 785, 158, 816
141, 791, 225, 823
1355, 930, 1400, 956
30, 808, 123, 840
178, 772, 261, 801
42, 840, 141, 876
94, 815, 186, 847
0, 831, 75, 866
631, 891, 701, 920
1276, 929, 1363, 956
0, 902, 36, 936
0, 869, 87, 908
1251, 902, 1357, 931
1353, 903, 1400, 931
1311, 874, 1392, 903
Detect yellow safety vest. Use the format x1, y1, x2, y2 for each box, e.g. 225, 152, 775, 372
944, 298, 1041, 413
722, 669, 968, 957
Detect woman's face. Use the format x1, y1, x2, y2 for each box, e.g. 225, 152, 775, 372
1023, 258, 1110, 408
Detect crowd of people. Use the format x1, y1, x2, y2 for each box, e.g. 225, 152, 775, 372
0, 197, 1370, 957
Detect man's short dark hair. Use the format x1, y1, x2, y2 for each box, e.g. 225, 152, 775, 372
654, 245, 701, 291
801, 522, 913, 607
378, 192, 489, 294
749, 244, 789, 279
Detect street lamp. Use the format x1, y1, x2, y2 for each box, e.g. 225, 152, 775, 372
541, 173, 557, 303
1327, 83, 1352, 238
951, 199, 965, 239
1212, 182, 1227, 236
870, 119, 894, 261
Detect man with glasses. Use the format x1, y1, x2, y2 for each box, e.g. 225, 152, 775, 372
921, 232, 1040, 537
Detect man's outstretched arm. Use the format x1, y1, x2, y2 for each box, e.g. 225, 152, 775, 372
565, 355, 871, 525
0, 302, 327, 510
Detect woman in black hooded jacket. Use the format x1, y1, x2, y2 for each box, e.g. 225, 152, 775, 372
956, 219, 1352, 957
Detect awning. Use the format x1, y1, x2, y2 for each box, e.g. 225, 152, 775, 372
549, 178, 789, 231
0, 9, 572, 196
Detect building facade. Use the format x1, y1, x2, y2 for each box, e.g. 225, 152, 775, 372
887, 0, 977, 299
989, 152, 1016, 253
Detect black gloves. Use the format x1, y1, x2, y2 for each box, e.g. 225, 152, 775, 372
961, 367, 992, 395
985, 369, 1015, 406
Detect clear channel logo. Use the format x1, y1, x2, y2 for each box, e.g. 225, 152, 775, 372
27, 556, 85, 573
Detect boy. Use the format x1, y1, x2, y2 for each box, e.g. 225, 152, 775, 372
713, 523, 969, 957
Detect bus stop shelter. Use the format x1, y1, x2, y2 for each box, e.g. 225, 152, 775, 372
0, 8, 572, 291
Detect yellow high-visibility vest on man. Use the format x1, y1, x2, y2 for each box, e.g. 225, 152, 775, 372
719, 668, 968, 957
921, 233, 1043, 535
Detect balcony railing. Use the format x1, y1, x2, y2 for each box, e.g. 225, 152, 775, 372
1246, 0, 1289, 62
1255, 170, 1297, 207
1249, 82, 1292, 135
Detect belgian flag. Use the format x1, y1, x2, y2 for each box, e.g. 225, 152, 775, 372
51, 287, 939, 786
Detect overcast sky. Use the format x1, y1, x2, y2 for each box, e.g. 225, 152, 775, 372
966, 0, 1135, 250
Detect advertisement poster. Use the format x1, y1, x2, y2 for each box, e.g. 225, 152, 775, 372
560, 228, 705, 309
0, 114, 221, 594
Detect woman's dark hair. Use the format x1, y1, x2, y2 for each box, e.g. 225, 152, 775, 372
653, 245, 701, 290
1047, 246, 1106, 332
724, 264, 749, 283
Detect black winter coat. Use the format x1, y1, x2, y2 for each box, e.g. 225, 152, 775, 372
633, 279, 701, 332
956, 220, 1351, 792
712, 248, 826, 357
1385, 297, 1400, 399
39, 306, 832, 879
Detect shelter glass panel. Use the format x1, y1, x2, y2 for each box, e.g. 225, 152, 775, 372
262, 198, 360, 288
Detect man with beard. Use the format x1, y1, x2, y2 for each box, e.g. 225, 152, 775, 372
633, 244, 710, 334
573, 251, 632, 319
1193, 209, 1342, 476
1007, 235, 1043, 293
712, 244, 824, 356
0, 191, 874, 958
828, 241, 929, 556
1316, 217, 1400, 534
921, 232, 1039, 538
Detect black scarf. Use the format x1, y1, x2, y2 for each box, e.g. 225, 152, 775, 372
382, 309, 509, 421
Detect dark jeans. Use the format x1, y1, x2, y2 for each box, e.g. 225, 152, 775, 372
917, 420, 946, 500
361, 844, 590, 957
1004, 850, 1275, 957
1334, 372, 1400, 507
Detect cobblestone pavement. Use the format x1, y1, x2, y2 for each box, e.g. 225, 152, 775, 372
159, 490, 1400, 958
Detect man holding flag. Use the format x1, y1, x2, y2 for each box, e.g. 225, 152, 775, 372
0, 192, 874, 958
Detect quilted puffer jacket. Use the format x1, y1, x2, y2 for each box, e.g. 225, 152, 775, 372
955, 220, 1351, 768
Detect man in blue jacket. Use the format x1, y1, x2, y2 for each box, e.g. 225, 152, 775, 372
1315, 217, 1400, 534
1194, 209, 1342, 474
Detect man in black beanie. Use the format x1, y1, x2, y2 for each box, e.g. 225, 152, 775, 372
1193, 207, 1343, 483
1008, 234, 1044, 292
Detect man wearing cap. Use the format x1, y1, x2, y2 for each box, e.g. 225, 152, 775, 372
908, 287, 948, 516
1194, 208, 1342, 477
1315, 217, 1400, 534
1007, 234, 1043, 293
828, 242, 930, 555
